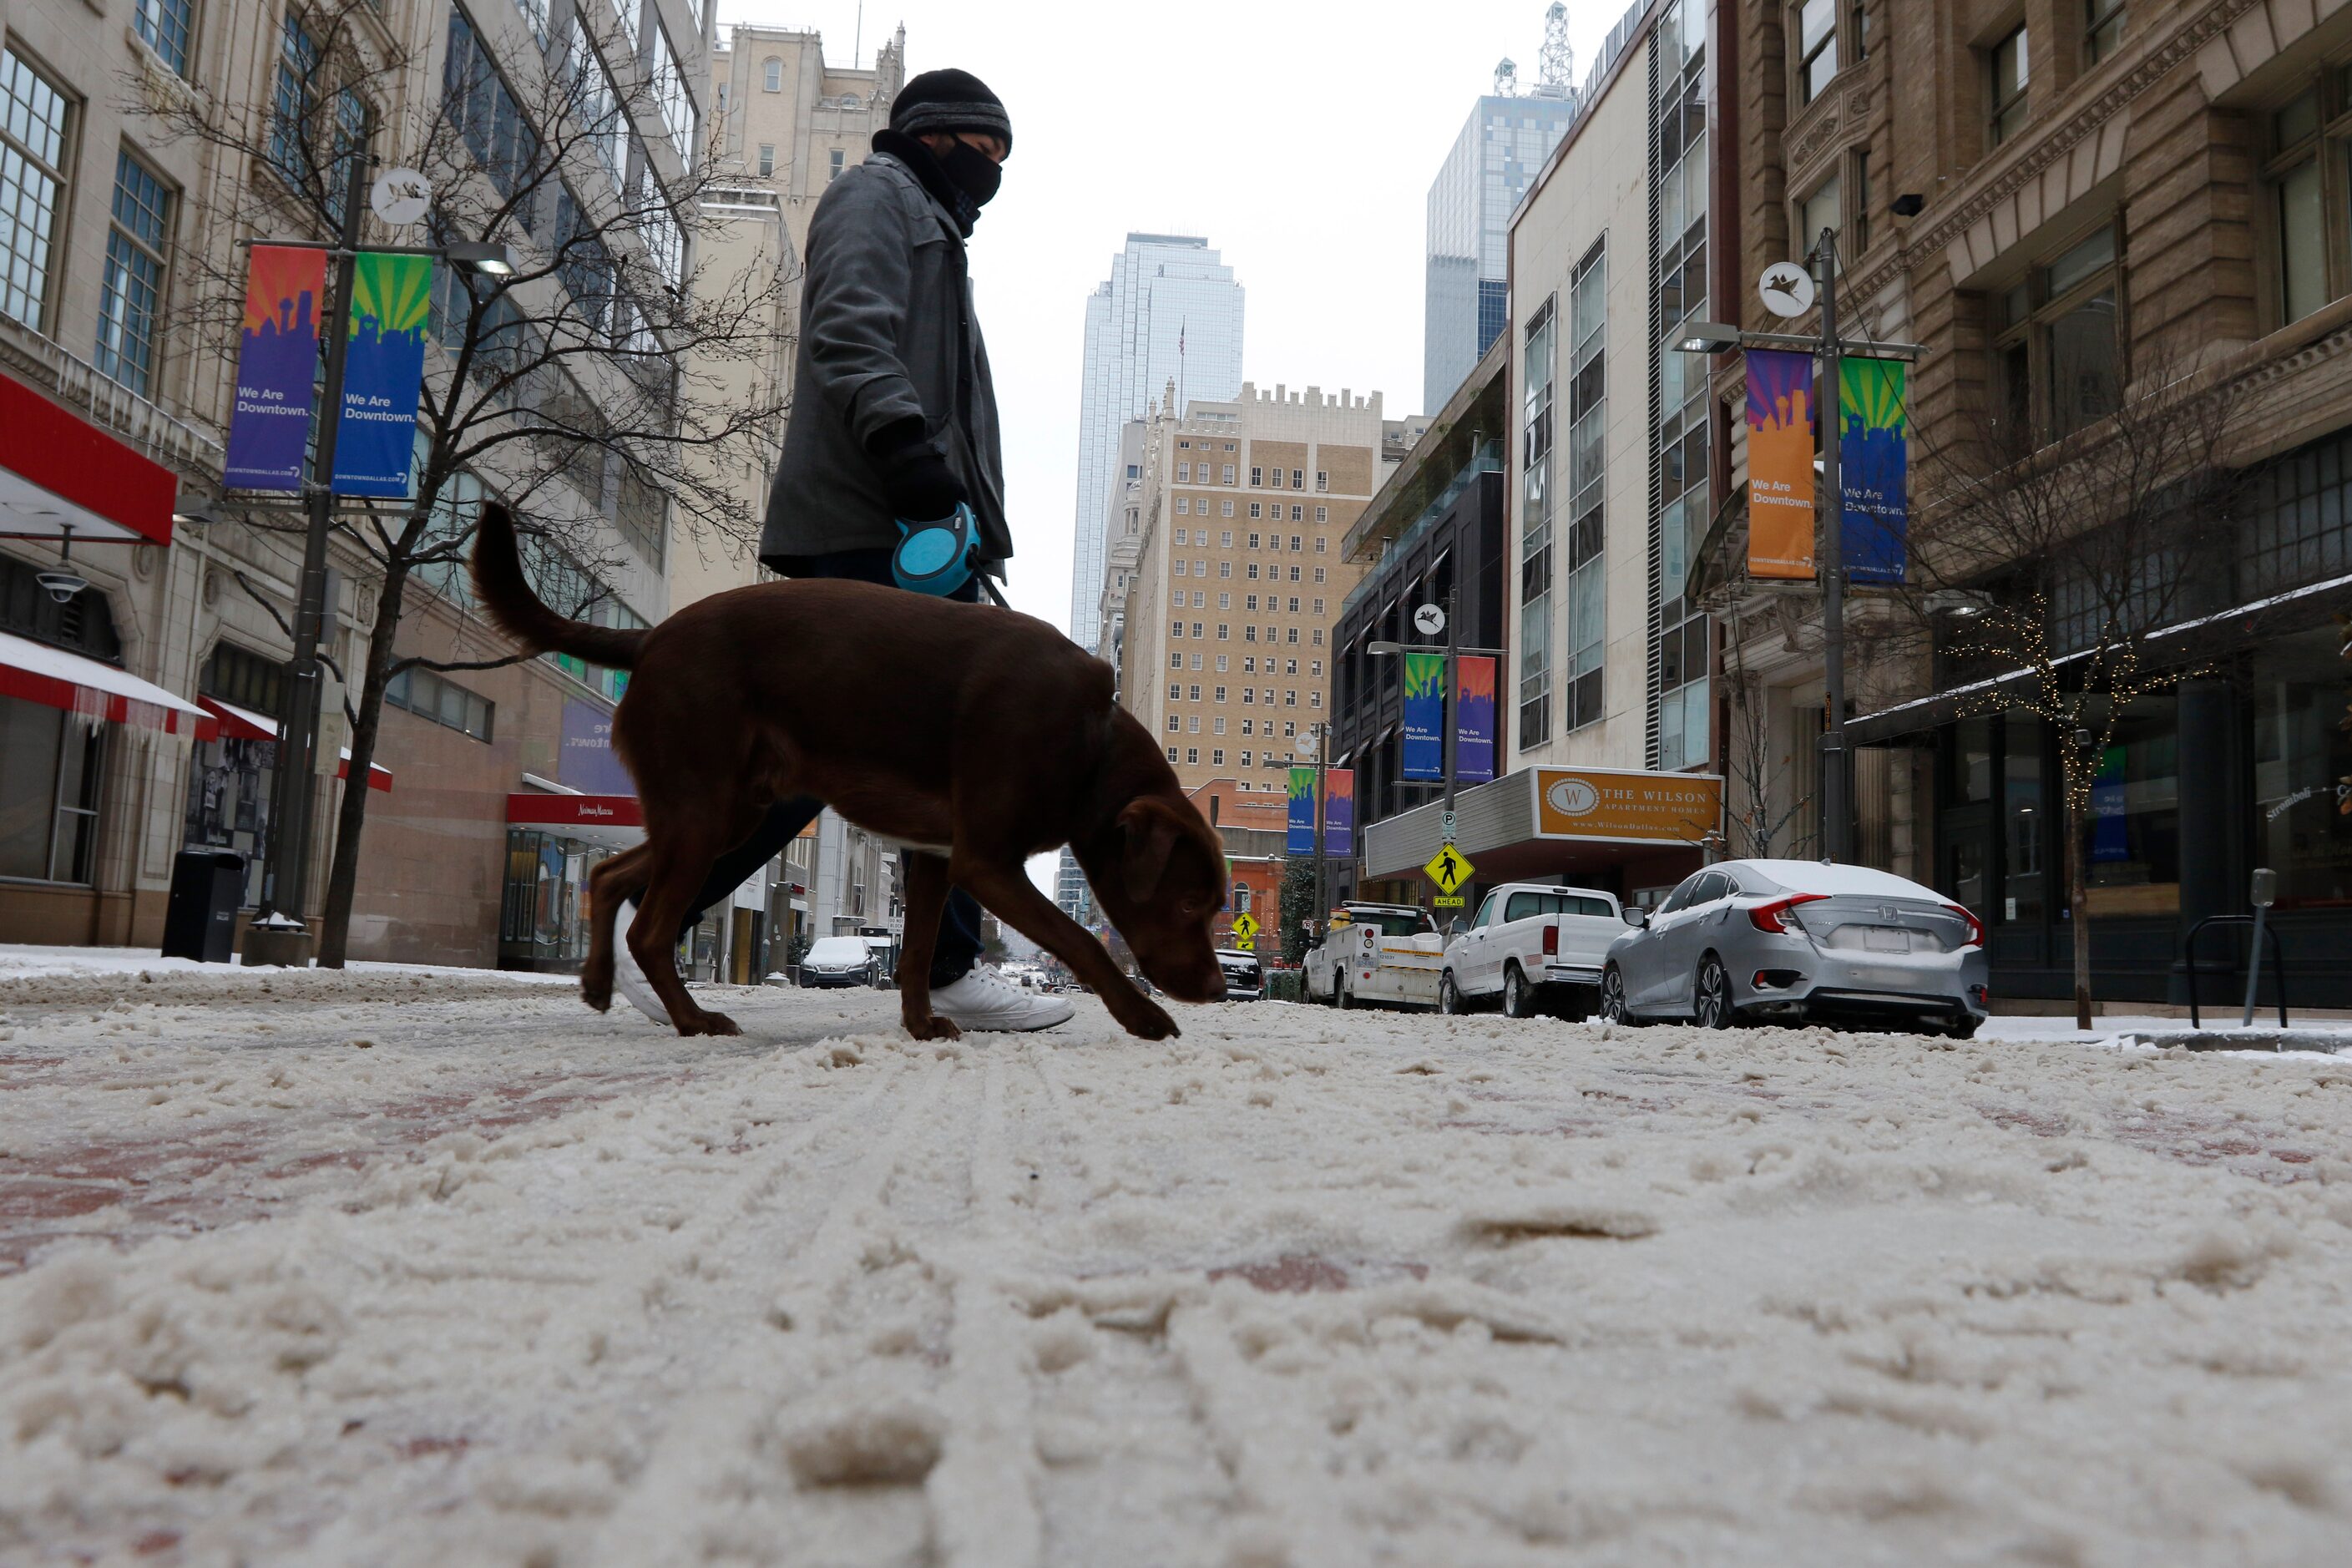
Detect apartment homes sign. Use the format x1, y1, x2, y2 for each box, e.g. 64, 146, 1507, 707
1534, 767, 1722, 845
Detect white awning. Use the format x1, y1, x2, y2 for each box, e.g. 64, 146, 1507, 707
0, 629, 209, 736
196, 695, 392, 791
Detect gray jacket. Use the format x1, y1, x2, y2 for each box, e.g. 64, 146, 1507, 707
761, 152, 1009, 569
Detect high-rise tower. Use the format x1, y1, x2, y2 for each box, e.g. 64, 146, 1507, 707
1067, 235, 1243, 650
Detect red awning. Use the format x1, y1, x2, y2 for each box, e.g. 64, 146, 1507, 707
0, 375, 178, 545
507, 792, 642, 850
195, 695, 392, 792
0, 629, 211, 736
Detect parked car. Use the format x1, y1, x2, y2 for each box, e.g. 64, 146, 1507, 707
1440, 883, 1625, 1019
1215, 948, 1265, 1000
1599, 859, 1988, 1036
1303, 902, 1444, 1010
799, 935, 878, 989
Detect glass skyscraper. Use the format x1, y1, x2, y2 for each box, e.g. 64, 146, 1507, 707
1068, 234, 1244, 650
1425, 93, 1576, 413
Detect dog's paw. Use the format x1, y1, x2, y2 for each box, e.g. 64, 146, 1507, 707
903, 1012, 963, 1042
581, 979, 613, 1013
1118, 1000, 1181, 1041
678, 1010, 742, 1038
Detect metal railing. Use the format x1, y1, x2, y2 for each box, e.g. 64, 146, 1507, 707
1340, 439, 1501, 621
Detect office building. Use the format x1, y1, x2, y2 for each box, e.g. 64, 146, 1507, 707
1115, 382, 1401, 796
1068, 235, 1244, 649
1424, 89, 1576, 412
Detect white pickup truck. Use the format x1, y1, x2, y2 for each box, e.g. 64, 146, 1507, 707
1439, 883, 1630, 1019
1302, 903, 1445, 1011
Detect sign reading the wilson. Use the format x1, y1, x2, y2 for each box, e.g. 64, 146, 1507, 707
1534, 767, 1722, 843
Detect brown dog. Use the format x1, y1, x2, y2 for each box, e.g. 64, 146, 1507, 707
470, 503, 1227, 1039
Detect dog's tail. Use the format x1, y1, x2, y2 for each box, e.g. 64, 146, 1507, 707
470, 502, 647, 671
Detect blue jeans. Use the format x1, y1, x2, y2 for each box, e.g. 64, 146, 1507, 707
677, 548, 986, 989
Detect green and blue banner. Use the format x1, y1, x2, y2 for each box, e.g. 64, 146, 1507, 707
1286, 766, 1316, 856
330, 253, 435, 497
1455, 656, 1496, 784
1323, 768, 1353, 857
225, 245, 326, 491
1839, 357, 1908, 584
1401, 651, 1445, 780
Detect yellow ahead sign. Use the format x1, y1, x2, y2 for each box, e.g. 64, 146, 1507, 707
1424, 845, 1475, 895
1232, 936, 1255, 951
1231, 912, 1259, 943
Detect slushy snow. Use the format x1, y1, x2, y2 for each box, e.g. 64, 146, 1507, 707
3, 961, 2349, 1564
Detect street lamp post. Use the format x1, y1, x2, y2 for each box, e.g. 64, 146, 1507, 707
1302, 721, 1330, 949
235, 144, 517, 964
1672, 250, 1925, 867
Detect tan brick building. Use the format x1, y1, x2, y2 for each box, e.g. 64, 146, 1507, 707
1709, 0, 2352, 1004
1116, 383, 1400, 796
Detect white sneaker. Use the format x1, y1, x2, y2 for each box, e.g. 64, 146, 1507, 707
610, 900, 667, 1024
930, 969, 1075, 1032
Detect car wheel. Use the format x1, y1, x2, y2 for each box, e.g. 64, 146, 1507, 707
1945, 1014, 1982, 1039
1336, 974, 1353, 1010
1600, 964, 1633, 1024
1439, 970, 1465, 1015
1502, 964, 1534, 1019
1692, 953, 1735, 1029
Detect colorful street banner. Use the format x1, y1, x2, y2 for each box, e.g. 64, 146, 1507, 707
1454, 656, 1496, 784
1323, 768, 1354, 858
1839, 357, 1909, 584
1401, 652, 1445, 781
329, 253, 435, 497
1744, 348, 1816, 579
1286, 766, 1317, 856
224, 245, 327, 491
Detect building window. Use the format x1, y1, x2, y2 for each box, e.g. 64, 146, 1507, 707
94, 150, 172, 396
1851, 147, 1871, 255
2085, 0, 2125, 63
448, 8, 541, 200
1796, 172, 1839, 262
1520, 293, 1557, 746
829, 148, 844, 180
1291, 468, 1305, 489
763, 56, 781, 91
1794, 0, 1837, 105
1250, 466, 1262, 485
1655, 12, 1710, 771
0, 694, 104, 883
1315, 470, 1328, 492
1166, 716, 1180, 733
0, 48, 73, 332
757, 142, 775, 177
652, 24, 695, 164
1565, 238, 1606, 731
1991, 224, 2120, 443
1186, 748, 1199, 764
1990, 25, 2029, 146
133, 0, 195, 76
1211, 749, 1224, 766
2268, 83, 2352, 326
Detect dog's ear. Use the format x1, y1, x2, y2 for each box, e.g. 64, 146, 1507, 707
1116, 799, 1183, 903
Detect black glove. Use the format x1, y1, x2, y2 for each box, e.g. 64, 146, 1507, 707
868, 417, 968, 523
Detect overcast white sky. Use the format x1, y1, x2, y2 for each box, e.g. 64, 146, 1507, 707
713, 0, 1625, 899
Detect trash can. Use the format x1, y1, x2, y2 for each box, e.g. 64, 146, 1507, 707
161, 848, 245, 963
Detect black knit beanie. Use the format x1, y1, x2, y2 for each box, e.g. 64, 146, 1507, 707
888, 68, 1012, 155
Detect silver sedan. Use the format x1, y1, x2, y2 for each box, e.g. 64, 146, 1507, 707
1599, 859, 1989, 1038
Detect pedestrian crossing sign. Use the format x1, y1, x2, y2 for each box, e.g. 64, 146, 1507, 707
1231, 913, 1259, 943
1424, 846, 1474, 896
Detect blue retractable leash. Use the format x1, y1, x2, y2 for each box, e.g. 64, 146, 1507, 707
892, 503, 1007, 605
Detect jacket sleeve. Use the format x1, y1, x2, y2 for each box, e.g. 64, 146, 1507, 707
799, 168, 928, 448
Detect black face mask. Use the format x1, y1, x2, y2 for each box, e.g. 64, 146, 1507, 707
940, 141, 1003, 208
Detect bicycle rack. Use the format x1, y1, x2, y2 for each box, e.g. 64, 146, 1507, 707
2181, 914, 2289, 1029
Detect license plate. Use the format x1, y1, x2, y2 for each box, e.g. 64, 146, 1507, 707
1864, 928, 1911, 953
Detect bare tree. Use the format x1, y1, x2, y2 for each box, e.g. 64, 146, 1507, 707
1904, 344, 2256, 1029
1718, 607, 1812, 860
133, 0, 789, 964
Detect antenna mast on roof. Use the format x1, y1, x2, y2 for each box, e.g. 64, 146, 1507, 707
1538, 3, 1575, 97
1493, 56, 1518, 96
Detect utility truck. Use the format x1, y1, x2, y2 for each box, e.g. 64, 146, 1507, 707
1302, 902, 1445, 1011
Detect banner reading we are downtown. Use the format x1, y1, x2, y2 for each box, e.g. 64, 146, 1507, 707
1454, 655, 1496, 784
224, 245, 327, 491
330, 252, 435, 497
1744, 347, 1816, 579
1402, 654, 1497, 784
1839, 357, 1909, 584
1286, 766, 1355, 857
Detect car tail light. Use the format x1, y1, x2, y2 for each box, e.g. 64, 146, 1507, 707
1748, 893, 1827, 934
1541, 924, 1558, 957
1945, 904, 1985, 948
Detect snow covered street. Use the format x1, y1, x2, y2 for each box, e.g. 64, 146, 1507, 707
3, 964, 2349, 1565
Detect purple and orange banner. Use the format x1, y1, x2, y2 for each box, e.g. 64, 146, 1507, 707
1454, 656, 1496, 784
1322, 768, 1354, 857
1744, 348, 1816, 579
225, 245, 326, 491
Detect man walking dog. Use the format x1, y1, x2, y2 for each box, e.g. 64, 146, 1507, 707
611, 68, 1071, 1033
